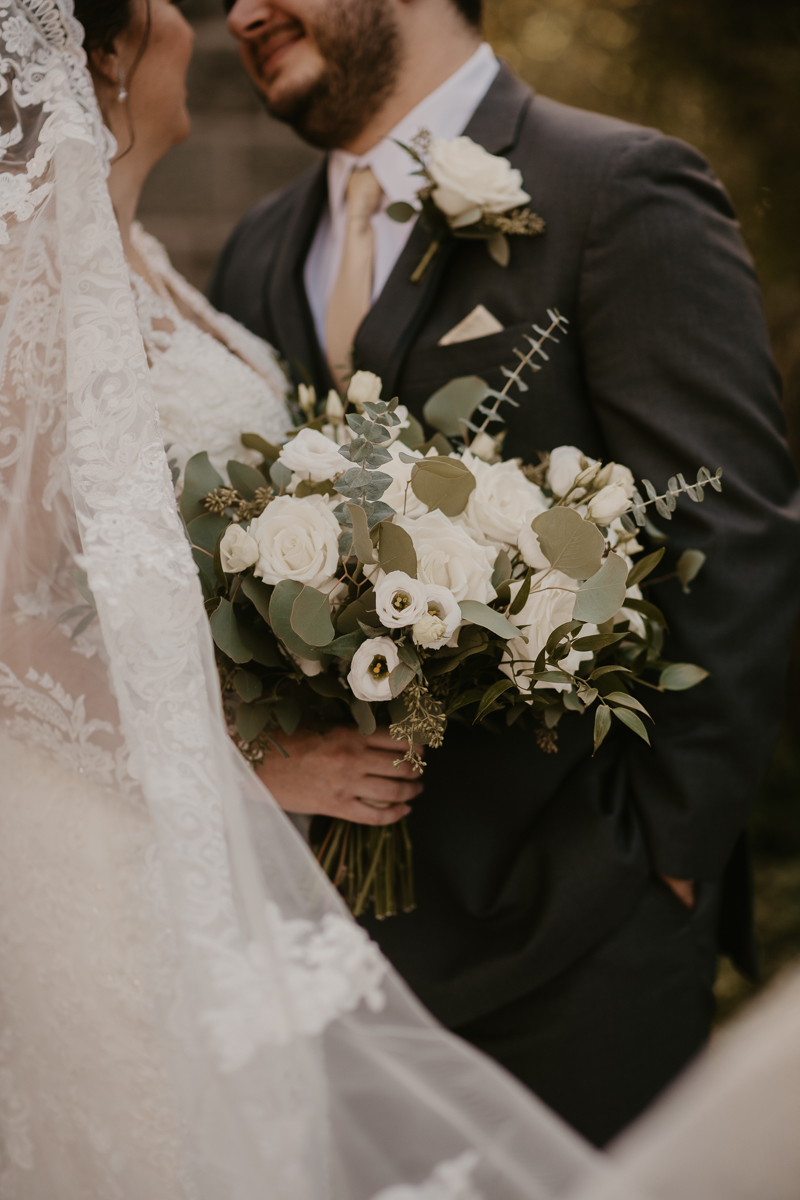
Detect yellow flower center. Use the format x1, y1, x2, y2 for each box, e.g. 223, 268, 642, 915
391, 592, 411, 612
370, 655, 389, 680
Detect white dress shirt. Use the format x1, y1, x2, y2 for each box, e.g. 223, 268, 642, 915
303, 42, 500, 355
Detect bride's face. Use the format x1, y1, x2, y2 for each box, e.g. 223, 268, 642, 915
99, 0, 195, 161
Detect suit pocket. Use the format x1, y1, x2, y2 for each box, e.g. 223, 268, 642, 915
409, 320, 541, 392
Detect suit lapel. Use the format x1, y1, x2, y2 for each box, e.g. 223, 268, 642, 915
354, 64, 534, 400
266, 161, 334, 392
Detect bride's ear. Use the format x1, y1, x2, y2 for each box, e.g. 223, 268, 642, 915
86, 44, 123, 111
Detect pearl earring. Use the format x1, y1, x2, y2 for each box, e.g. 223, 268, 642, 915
117, 68, 128, 103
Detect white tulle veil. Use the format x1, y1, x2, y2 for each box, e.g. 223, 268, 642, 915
0, 2, 611, 1195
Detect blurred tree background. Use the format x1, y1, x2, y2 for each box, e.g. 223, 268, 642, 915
149, 0, 800, 1017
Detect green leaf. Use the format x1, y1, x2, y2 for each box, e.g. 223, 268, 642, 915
210, 598, 253, 664
475, 678, 515, 720
276, 692, 301, 736
562, 688, 584, 712
492, 549, 512, 590
573, 553, 628, 624
414, 433, 454, 458
295, 478, 337, 498
422, 376, 490, 440
446, 687, 485, 715
572, 631, 626, 652
459, 599, 519, 640
70, 569, 95, 606
531, 508, 605, 580
624, 597, 669, 628
69, 610, 97, 639
269, 580, 322, 660
236, 700, 272, 742
180, 452, 224, 523
612, 706, 651, 745
410, 456, 477, 517
234, 669, 263, 702
290, 584, 335, 647
677, 548, 707, 594
385, 200, 418, 223
188, 512, 229, 556
589, 663, 633, 680
508, 567, 533, 616
378, 520, 417, 577
239, 621, 283, 667
626, 547, 666, 588
347, 502, 377, 565
241, 432, 282, 462
397, 413, 426, 449
389, 661, 417, 697
307, 674, 348, 699
593, 705, 612, 755
545, 619, 582, 654
240, 574, 273, 622
487, 231, 510, 267
604, 691, 652, 719
320, 631, 365, 660
350, 699, 376, 736
227, 460, 268, 501
659, 662, 709, 691
530, 669, 573, 685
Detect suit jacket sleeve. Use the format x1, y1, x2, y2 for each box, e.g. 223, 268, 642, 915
578, 130, 800, 880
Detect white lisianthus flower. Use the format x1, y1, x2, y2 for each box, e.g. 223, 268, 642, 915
428, 136, 530, 228
595, 461, 635, 497
277, 427, 344, 483
219, 524, 259, 573
287, 650, 323, 677
547, 445, 598, 498
250, 494, 340, 588
501, 572, 597, 694
395, 509, 496, 604
586, 481, 632, 525
347, 370, 382, 410
374, 571, 429, 629
458, 456, 549, 549
348, 636, 400, 703
412, 584, 461, 649
380, 442, 428, 519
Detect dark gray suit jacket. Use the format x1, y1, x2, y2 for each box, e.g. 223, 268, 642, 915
210, 67, 800, 1027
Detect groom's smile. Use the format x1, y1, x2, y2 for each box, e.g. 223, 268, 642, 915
227, 0, 402, 150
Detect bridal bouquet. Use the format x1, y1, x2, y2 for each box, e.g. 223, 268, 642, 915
183, 311, 720, 919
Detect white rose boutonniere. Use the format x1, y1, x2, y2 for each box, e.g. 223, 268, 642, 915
388, 130, 545, 281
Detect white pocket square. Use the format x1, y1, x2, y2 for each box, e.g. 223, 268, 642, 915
438, 304, 504, 346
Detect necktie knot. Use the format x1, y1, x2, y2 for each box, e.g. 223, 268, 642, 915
345, 166, 383, 224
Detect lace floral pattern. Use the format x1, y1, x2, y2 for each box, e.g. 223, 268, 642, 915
201, 903, 388, 1073
372, 1153, 482, 1200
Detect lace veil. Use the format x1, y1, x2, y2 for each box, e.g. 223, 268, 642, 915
0, 3, 610, 1195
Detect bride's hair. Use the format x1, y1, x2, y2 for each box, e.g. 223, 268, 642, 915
73, 0, 135, 51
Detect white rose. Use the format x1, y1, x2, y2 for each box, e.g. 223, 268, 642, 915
412, 584, 461, 649
347, 370, 382, 410
586, 481, 632, 525
547, 445, 597, 498
374, 571, 429, 629
325, 389, 345, 422
501, 572, 597, 694
380, 442, 428, 519
595, 461, 635, 498
458, 456, 549, 549
395, 509, 496, 604
277, 427, 345, 483
250, 494, 340, 588
347, 636, 400, 703
428, 136, 530, 228
219, 524, 259, 574
517, 523, 551, 571
297, 383, 317, 418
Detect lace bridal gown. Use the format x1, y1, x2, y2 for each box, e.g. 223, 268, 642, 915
0, 3, 611, 1199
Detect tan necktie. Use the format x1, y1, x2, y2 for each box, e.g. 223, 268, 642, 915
326, 167, 383, 394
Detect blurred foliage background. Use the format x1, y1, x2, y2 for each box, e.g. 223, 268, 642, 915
159, 0, 800, 1017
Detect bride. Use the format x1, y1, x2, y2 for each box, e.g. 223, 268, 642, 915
0, 1, 610, 1197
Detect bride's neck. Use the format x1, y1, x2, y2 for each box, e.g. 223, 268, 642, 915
107, 151, 151, 263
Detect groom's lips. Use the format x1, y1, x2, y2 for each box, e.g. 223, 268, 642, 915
253, 23, 305, 79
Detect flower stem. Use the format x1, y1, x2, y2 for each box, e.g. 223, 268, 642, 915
411, 238, 441, 284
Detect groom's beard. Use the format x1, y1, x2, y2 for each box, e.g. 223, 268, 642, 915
261, 0, 402, 150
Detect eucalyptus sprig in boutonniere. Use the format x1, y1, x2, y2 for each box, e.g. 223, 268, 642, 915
388, 129, 545, 283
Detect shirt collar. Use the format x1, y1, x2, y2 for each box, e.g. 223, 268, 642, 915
327, 43, 500, 215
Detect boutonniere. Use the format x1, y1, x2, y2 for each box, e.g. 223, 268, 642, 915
387, 129, 545, 283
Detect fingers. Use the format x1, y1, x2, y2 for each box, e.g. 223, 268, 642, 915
335, 798, 411, 826
357, 776, 423, 806
362, 749, 420, 781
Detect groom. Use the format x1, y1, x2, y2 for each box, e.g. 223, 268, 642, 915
211, 0, 800, 1144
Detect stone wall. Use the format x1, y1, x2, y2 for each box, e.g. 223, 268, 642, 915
138, 0, 321, 290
